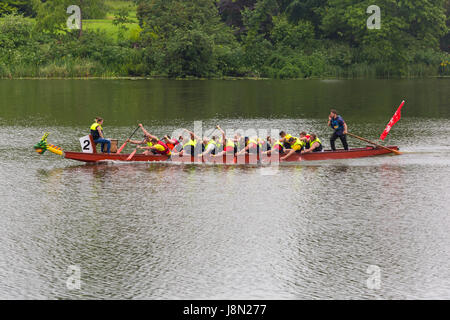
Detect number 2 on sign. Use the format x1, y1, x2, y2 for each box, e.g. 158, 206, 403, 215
79, 135, 94, 153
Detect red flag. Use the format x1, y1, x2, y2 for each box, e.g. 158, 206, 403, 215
380, 100, 405, 140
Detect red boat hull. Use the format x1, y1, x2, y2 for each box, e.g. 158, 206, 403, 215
64, 146, 399, 164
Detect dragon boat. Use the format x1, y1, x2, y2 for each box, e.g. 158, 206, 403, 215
34, 133, 399, 164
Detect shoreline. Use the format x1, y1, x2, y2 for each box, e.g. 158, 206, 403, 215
1, 75, 449, 80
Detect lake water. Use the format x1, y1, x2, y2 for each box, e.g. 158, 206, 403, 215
0, 79, 449, 299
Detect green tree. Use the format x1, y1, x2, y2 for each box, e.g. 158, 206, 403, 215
241, 0, 279, 37
217, 0, 257, 37
0, 2, 16, 16
270, 14, 315, 50
321, 0, 447, 47
321, 0, 448, 75
0, 0, 34, 17
113, 7, 131, 41
32, 0, 107, 36
139, 0, 239, 77
284, 0, 326, 32
441, 0, 450, 52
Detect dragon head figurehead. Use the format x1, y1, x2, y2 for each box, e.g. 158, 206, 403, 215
34, 133, 49, 154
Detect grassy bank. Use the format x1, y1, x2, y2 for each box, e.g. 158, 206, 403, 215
84, 0, 140, 41
83, 19, 141, 41
1, 63, 448, 79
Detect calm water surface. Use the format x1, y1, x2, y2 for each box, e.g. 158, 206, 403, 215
0, 79, 449, 299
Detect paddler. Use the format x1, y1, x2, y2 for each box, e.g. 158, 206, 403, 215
127, 122, 157, 148
328, 109, 349, 151
213, 125, 236, 157
260, 136, 271, 152
166, 135, 184, 153
279, 131, 293, 149
301, 133, 323, 153
199, 136, 219, 157
237, 136, 259, 155
296, 131, 310, 149
134, 123, 171, 156
178, 129, 202, 156
90, 117, 111, 154
139, 138, 171, 156
280, 136, 306, 161
163, 135, 180, 151
262, 137, 284, 156
299, 131, 310, 142
127, 135, 153, 149
234, 133, 244, 151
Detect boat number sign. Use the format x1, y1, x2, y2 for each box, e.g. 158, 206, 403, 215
79, 135, 94, 153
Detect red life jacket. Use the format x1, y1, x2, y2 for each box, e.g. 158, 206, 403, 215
166, 139, 179, 150
154, 141, 171, 155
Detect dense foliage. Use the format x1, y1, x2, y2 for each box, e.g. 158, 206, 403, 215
0, 0, 34, 17
0, 0, 449, 78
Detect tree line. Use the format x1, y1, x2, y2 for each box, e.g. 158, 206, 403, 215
0, 0, 449, 78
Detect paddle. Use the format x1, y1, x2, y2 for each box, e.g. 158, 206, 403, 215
126, 145, 140, 161
116, 125, 140, 154
127, 134, 153, 161
346, 132, 402, 155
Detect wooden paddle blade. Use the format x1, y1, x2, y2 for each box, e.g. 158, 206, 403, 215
126, 149, 137, 161
116, 142, 127, 154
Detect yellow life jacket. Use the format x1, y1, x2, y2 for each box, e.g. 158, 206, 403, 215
154, 143, 171, 156
247, 139, 258, 147
290, 137, 305, 151
273, 140, 283, 148
146, 141, 153, 147
90, 122, 103, 139
226, 139, 235, 148
183, 139, 197, 148
90, 122, 102, 131
205, 139, 217, 149
309, 137, 322, 151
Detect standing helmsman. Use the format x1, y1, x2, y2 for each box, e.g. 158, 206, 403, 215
328, 109, 348, 151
